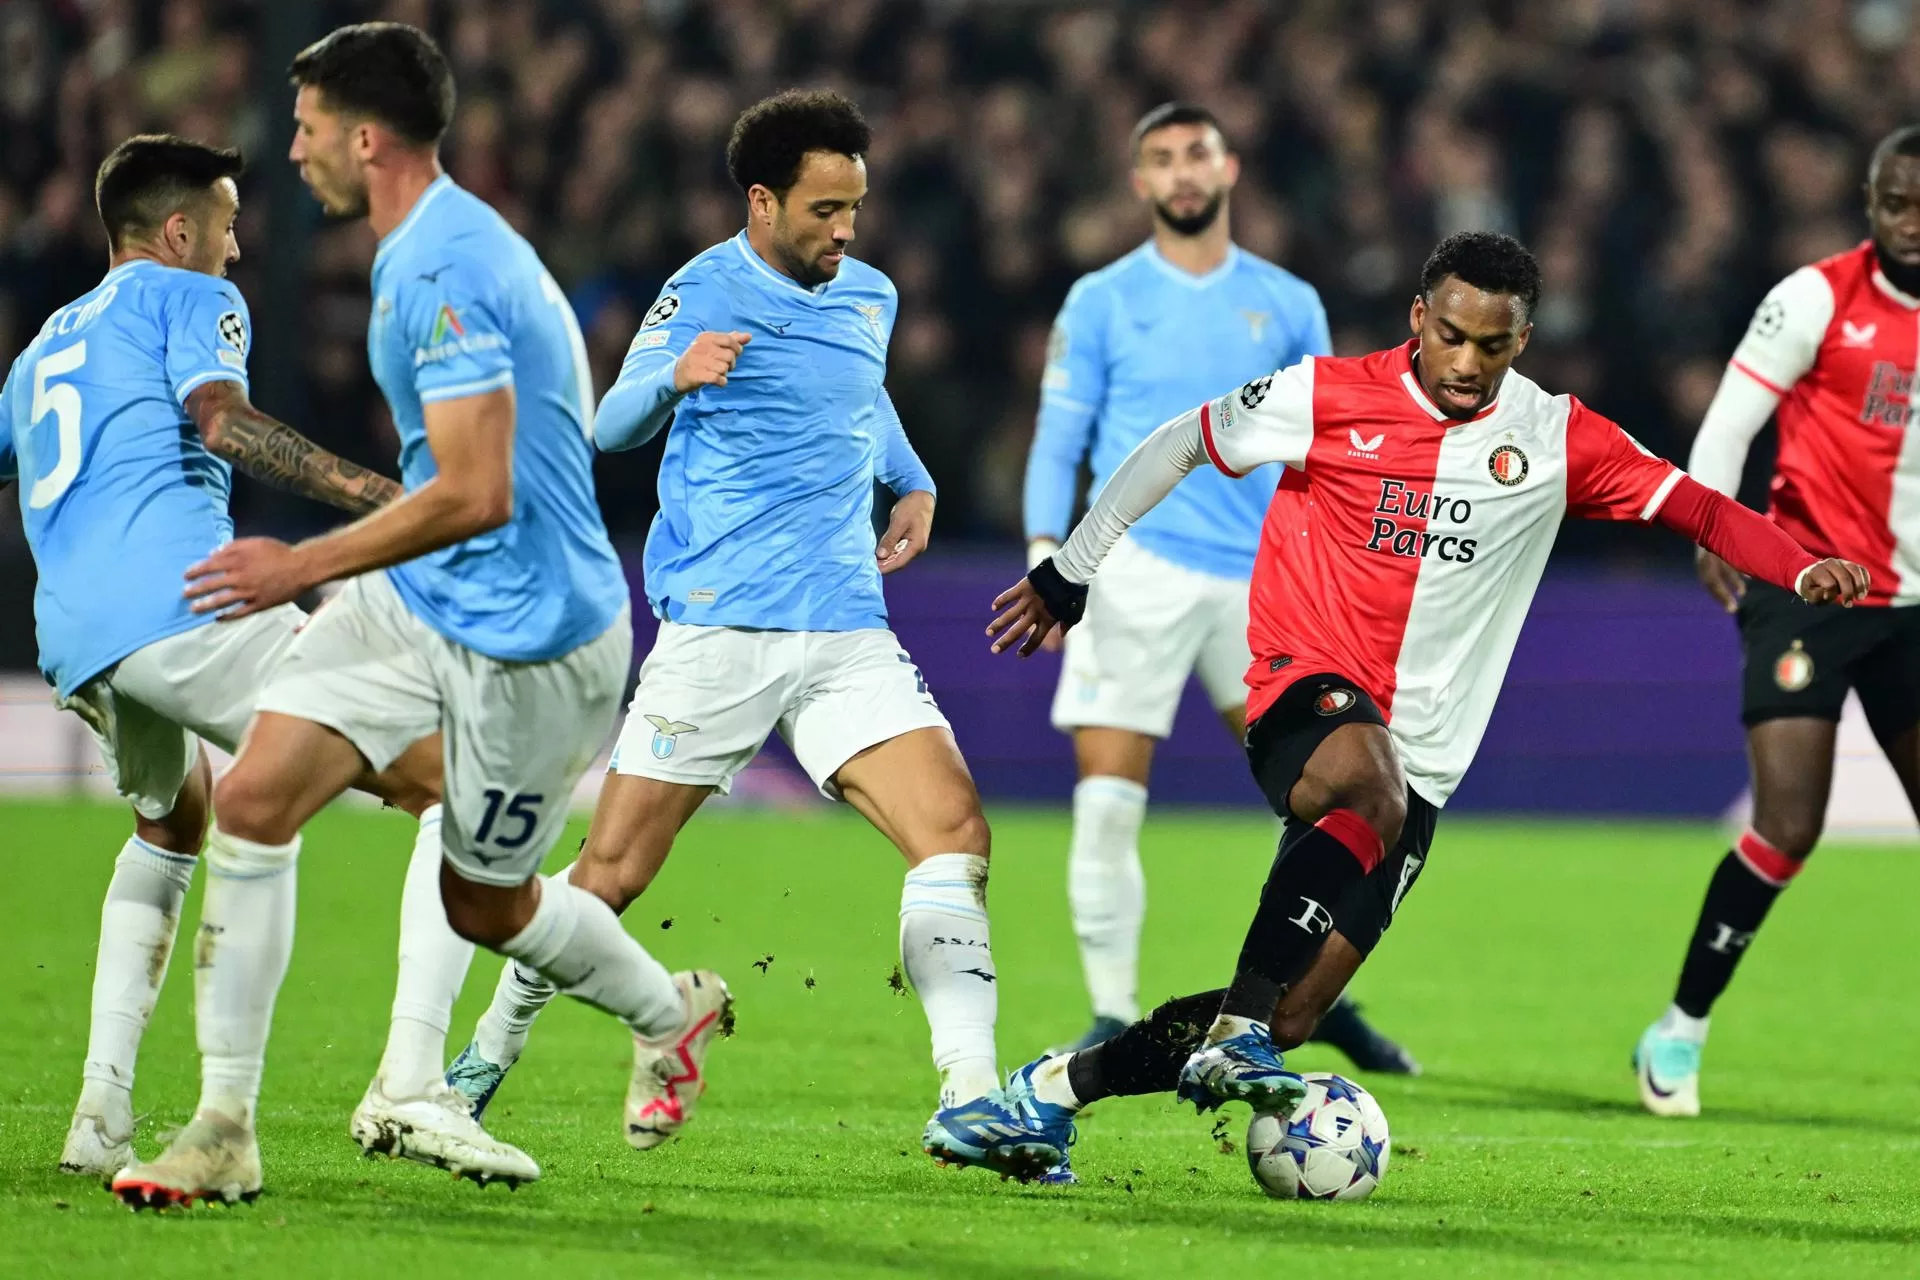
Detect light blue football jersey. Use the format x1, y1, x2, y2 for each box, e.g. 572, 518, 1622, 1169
2, 259, 245, 696
616, 232, 906, 631
367, 176, 626, 661
1026, 242, 1330, 579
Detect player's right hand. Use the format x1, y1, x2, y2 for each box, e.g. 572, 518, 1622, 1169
1796, 557, 1871, 607
1026, 538, 1066, 652
1696, 547, 1746, 614
673, 331, 751, 393
988, 559, 1089, 657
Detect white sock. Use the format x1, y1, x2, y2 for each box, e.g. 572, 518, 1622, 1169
194, 825, 300, 1128
1207, 1013, 1262, 1045
1028, 1054, 1082, 1110
376, 806, 476, 1097
1658, 1004, 1710, 1043
473, 863, 568, 1067
498, 878, 683, 1038
1067, 776, 1148, 1023
900, 853, 1000, 1105
79, 837, 198, 1114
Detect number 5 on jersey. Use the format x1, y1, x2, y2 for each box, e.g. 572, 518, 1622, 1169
26, 341, 86, 509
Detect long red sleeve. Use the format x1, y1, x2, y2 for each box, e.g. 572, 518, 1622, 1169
1653, 474, 1817, 592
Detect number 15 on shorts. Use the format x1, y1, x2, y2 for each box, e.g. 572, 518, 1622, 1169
470, 787, 545, 855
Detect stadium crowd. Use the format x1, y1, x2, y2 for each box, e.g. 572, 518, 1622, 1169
1, 0, 1915, 546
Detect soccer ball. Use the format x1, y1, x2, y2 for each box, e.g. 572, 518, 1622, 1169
1245, 1072, 1390, 1201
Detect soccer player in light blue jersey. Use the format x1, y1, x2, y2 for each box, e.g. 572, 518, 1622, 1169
1025, 104, 1416, 1076
112, 24, 722, 1209
0, 134, 445, 1182
445, 90, 1063, 1182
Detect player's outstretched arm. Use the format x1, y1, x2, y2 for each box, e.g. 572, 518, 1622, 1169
988, 406, 1210, 656
186, 380, 401, 516
1654, 474, 1869, 606
184, 387, 516, 619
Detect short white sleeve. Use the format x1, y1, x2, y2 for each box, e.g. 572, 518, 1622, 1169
1200, 357, 1316, 477
1726, 266, 1833, 395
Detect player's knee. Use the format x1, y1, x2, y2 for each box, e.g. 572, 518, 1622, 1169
437, 867, 518, 947
946, 806, 992, 859
1292, 772, 1404, 850
1751, 812, 1822, 861
141, 767, 212, 855
211, 766, 299, 845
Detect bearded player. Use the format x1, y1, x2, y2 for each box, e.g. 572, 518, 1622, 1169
444, 90, 1062, 1182
0, 134, 454, 1182
1633, 125, 1920, 1116
109, 23, 713, 1208
969, 231, 1867, 1180
1027, 101, 1414, 1073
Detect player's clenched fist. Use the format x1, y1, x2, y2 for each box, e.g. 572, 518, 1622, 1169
673, 330, 752, 392
1796, 557, 1871, 606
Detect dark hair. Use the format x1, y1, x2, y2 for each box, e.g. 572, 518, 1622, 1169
725, 89, 871, 195
289, 22, 453, 147
1419, 231, 1542, 318
1869, 124, 1920, 186
1131, 102, 1229, 156
94, 134, 244, 251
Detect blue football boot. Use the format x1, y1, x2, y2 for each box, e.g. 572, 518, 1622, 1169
445, 1040, 511, 1121
1176, 1021, 1307, 1115
923, 1083, 1068, 1183
1004, 1057, 1080, 1185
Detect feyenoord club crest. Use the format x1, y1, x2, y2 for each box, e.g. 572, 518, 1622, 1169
1315, 688, 1357, 716
1488, 444, 1529, 486
1774, 640, 1814, 693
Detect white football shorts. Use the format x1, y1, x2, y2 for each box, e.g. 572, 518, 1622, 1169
611, 622, 951, 799
1050, 533, 1251, 739
58, 604, 306, 820
255, 570, 631, 886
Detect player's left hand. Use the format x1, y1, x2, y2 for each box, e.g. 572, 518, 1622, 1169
1796, 557, 1871, 607
877, 489, 935, 575
184, 537, 315, 620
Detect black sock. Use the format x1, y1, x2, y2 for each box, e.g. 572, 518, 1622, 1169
1672, 849, 1790, 1018
1218, 815, 1380, 1022
1067, 989, 1226, 1104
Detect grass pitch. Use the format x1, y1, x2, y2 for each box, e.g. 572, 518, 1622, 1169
2, 799, 1917, 1278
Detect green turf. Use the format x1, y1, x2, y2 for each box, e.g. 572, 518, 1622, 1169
3, 799, 1917, 1278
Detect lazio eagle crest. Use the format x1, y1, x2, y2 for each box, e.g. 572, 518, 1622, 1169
645, 715, 700, 759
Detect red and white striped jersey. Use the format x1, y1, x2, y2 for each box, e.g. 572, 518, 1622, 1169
1200, 340, 1680, 805
1717, 242, 1920, 605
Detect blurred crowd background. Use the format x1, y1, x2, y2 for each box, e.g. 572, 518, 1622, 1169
2, 0, 1915, 556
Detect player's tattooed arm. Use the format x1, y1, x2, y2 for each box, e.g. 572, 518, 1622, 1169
186, 380, 402, 515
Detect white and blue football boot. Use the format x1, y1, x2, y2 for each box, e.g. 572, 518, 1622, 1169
1176, 1021, 1307, 1116
923, 1084, 1068, 1183
1004, 1057, 1080, 1186
1633, 1020, 1703, 1117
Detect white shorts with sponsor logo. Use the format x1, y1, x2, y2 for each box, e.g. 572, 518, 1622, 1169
611, 622, 951, 799
1051, 534, 1251, 739
255, 571, 631, 886
58, 605, 306, 820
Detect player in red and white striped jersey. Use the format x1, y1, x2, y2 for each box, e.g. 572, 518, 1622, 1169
1634, 126, 1920, 1118
977, 233, 1865, 1149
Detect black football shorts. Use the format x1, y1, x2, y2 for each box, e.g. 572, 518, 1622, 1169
1738, 580, 1920, 745
1243, 672, 1439, 957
